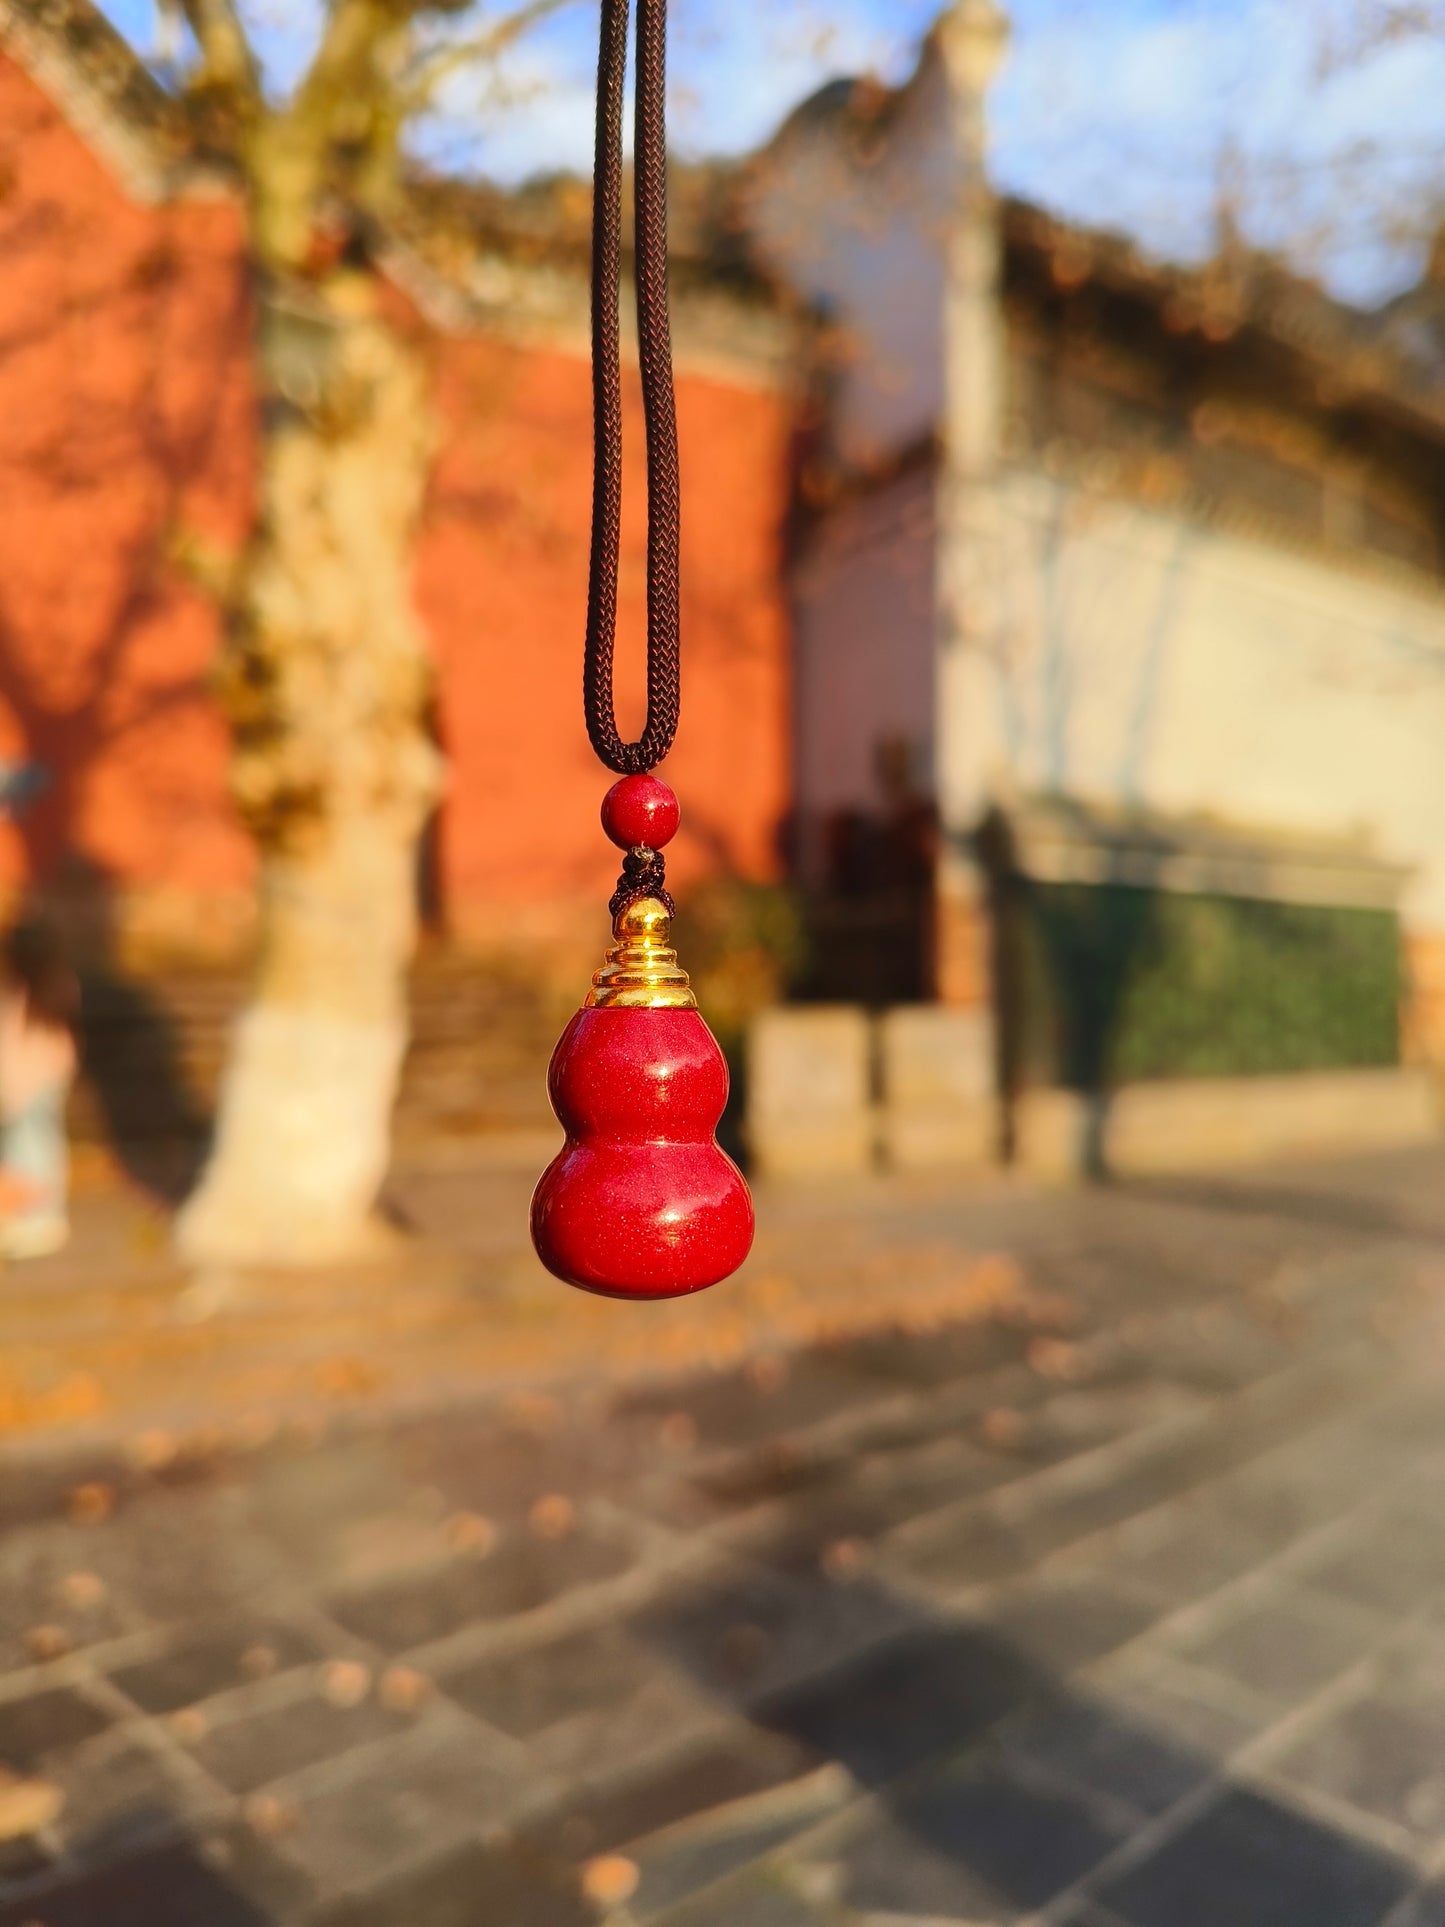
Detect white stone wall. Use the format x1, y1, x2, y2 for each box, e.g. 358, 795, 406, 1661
790, 469, 938, 882
749, 18, 1445, 967
939, 466, 1445, 932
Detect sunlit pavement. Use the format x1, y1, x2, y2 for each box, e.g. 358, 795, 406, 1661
1, 1146, 1445, 1924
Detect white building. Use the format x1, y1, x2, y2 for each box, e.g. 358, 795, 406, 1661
745, 2, 1445, 1165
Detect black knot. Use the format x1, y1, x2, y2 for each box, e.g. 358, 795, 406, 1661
610, 846, 675, 920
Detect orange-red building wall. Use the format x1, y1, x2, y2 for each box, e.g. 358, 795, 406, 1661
0, 55, 255, 947
0, 53, 794, 956
420, 336, 793, 941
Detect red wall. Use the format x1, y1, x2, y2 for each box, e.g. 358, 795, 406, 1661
0, 56, 255, 941
421, 336, 793, 936
0, 53, 793, 954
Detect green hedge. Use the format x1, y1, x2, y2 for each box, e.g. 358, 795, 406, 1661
1016, 883, 1401, 1088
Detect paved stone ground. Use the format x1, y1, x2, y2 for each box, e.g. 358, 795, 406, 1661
1, 1146, 1445, 1925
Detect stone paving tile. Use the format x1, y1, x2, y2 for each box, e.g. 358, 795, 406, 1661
1260, 1420, 1417, 1507
524, 1724, 826, 1867
616, 1353, 902, 1453
52, 1486, 295, 1625
437, 1620, 654, 1741
106, 1619, 323, 1715
1085, 1490, 1309, 1605
433, 1615, 750, 1796
0, 1686, 113, 1772
1096, 1787, 1413, 1927
1269, 1682, 1445, 1840
1297, 1512, 1445, 1618
0, 1447, 144, 1540
827, 1321, 1034, 1391
726, 1442, 1017, 1561
324, 1527, 634, 1652
756, 1620, 1043, 1788
1113, 1306, 1295, 1395
0, 1523, 155, 1671
883, 1510, 1043, 1594
675, 1442, 844, 1517
388, 1399, 670, 1527
179, 1684, 422, 1795
0, 1833, 51, 1889
1392, 1605, 1445, 1695
886, 1385, 1358, 1607
544, 1676, 754, 1794
1364, 1390, 1445, 1456
629, 1563, 918, 1709
995, 1380, 1214, 1468
1395, 1884, 1445, 1927
824, 1753, 1129, 1921
0, 1831, 308, 1927
269, 1709, 534, 1901
1202, 1454, 1380, 1548
624, 1770, 850, 1920
1000, 1664, 1264, 1819
656, 1873, 826, 1927
1159, 1584, 1383, 1708
45, 1727, 215, 1873
634, 1821, 826, 1920
977, 1571, 1165, 1675
308, 1837, 592, 1927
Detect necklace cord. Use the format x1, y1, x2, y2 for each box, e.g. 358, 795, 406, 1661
584, 0, 682, 778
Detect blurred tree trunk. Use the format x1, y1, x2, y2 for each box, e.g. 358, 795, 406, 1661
176, 265, 440, 1264
161, 0, 571, 1264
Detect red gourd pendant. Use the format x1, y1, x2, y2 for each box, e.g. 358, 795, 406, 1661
530, 777, 755, 1299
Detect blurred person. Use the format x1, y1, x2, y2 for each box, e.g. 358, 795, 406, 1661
0, 922, 79, 1259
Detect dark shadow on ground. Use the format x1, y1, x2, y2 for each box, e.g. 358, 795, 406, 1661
0, 1811, 287, 1927
77, 961, 212, 1202
1124, 1167, 1445, 1245
19, 858, 215, 1202
599, 1561, 1415, 1925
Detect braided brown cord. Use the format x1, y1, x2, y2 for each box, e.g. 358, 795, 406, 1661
584, 0, 682, 777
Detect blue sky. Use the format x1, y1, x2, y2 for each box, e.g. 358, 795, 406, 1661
99, 0, 1445, 303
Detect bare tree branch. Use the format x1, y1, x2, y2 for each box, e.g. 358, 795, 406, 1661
1317, 0, 1445, 73
243, 0, 413, 268
175, 0, 260, 103
400, 0, 579, 109
1357, 0, 1445, 30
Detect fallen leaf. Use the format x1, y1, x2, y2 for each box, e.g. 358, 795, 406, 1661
529, 1495, 575, 1540
65, 1484, 114, 1528
321, 1660, 371, 1708
379, 1666, 432, 1714
980, 1407, 1025, 1448
0, 1772, 63, 1840
23, 1627, 69, 1663
820, 1538, 868, 1580
656, 1412, 697, 1452
446, 1512, 497, 1557
244, 1793, 298, 1837
747, 1355, 788, 1395
580, 1855, 639, 1906
58, 1573, 106, 1610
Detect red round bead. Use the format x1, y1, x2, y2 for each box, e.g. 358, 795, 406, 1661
601, 775, 680, 851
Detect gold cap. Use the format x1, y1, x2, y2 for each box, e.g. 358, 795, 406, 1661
586, 896, 697, 1009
